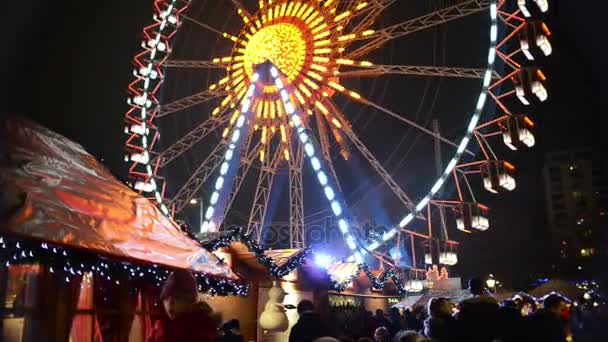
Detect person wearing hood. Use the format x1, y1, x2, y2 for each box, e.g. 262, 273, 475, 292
423, 297, 456, 342
524, 294, 569, 342
289, 299, 331, 342
148, 270, 221, 342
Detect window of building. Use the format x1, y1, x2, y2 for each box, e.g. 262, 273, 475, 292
1, 266, 156, 342
1, 265, 41, 342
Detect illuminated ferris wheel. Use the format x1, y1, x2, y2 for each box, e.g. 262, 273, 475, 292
124, 0, 551, 269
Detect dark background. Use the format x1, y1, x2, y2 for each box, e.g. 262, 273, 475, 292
2, 1, 605, 290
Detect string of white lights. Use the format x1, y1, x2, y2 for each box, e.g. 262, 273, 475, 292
200, 74, 260, 233
126, 0, 180, 216
270, 66, 364, 263
347, 1, 499, 261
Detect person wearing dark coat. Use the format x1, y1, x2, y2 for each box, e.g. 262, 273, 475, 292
289, 300, 331, 342
524, 294, 568, 342
424, 297, 456, 342
148, 270, 220, 342
496, 300, 524, 342
454, 277, 499, 342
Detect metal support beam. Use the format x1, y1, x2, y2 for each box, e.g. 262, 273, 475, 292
289, 141, 305, 249
432, 119, 450, 257
158, 89, 227, 118
347, 0, 395, 36
170, 141, 227, 213
347, 0, 491, 58
343, 93, 475, 156
247, 146, 283, 243
339, 65, 493, 79
163, 60, 224, 68
217, 133, 263, 230
153, 112, 231, 168
330, 102, 416, 212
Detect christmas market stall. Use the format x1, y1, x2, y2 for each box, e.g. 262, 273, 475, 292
0, 117, 246, 341
199, 228, 325, 342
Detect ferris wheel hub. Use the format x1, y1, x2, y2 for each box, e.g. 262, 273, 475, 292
244, 23, 307, 84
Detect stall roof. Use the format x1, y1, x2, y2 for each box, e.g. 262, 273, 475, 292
0, 117, 238, 280
529, 279, 584, 300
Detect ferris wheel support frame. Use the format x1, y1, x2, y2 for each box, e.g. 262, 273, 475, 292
347, 0, 499, 261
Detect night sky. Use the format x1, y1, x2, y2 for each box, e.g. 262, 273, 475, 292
3, 1, 604, 290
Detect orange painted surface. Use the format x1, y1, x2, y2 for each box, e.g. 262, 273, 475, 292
0, 117, 238, 280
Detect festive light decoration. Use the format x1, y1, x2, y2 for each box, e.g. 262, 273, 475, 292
0, 235, 248, 296
244, 24, 306, 81
329, 264, 409, 298
201, 228, 312, 279
123, 0, 188, 215
201, 76, 260, 233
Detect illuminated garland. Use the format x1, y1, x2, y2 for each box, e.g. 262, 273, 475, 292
330, 264, 409, 298
201, 228, 312, 279
0, 235, 248, 296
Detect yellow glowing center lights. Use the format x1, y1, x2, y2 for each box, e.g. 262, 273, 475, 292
243, 23, 308, 83
201, 73, 260, 233
271, 64, 363, 263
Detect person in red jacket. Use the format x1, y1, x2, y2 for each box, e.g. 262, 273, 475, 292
148, 270, 221, 342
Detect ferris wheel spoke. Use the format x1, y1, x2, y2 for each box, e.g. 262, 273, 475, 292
247, 146, 284, 243
153, 111, 231, 168
338, 64, 494, 79
326, 101, 418, 213
158, 89, 228, 118
316, 115, 343, 193
289, 141, 305, 249
346, 0, 492, 59
217, 132, 263, 229
342, 91, 475, 156
343, 0, 395, 41
169, 141, 228, 213
163, 60, 225, 69
181, 14, 226, 37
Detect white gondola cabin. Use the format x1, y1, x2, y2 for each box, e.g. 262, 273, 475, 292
439, 251, 458, 266
481, 160, 517, 193
404, 279, 424, 293
424, 252, 433, 265
456, 202, 490, 232
512, 67, 548, 105
520, 21, 552, 60
502, 115, 536, 150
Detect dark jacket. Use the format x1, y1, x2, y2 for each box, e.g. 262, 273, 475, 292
424, 315, 457, 342
497, 306, 524, 342
289, 312, 331, 342
455, 295, 500, 342
524, 309, 567, 342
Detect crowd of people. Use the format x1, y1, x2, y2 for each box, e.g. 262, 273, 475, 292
298, 277, 574, 342
150, 271, 586, 342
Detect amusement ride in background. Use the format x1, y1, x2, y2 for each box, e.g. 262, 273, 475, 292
123, 0, 551, 289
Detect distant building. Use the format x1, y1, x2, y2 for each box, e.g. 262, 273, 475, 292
543, 148, 608, 279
